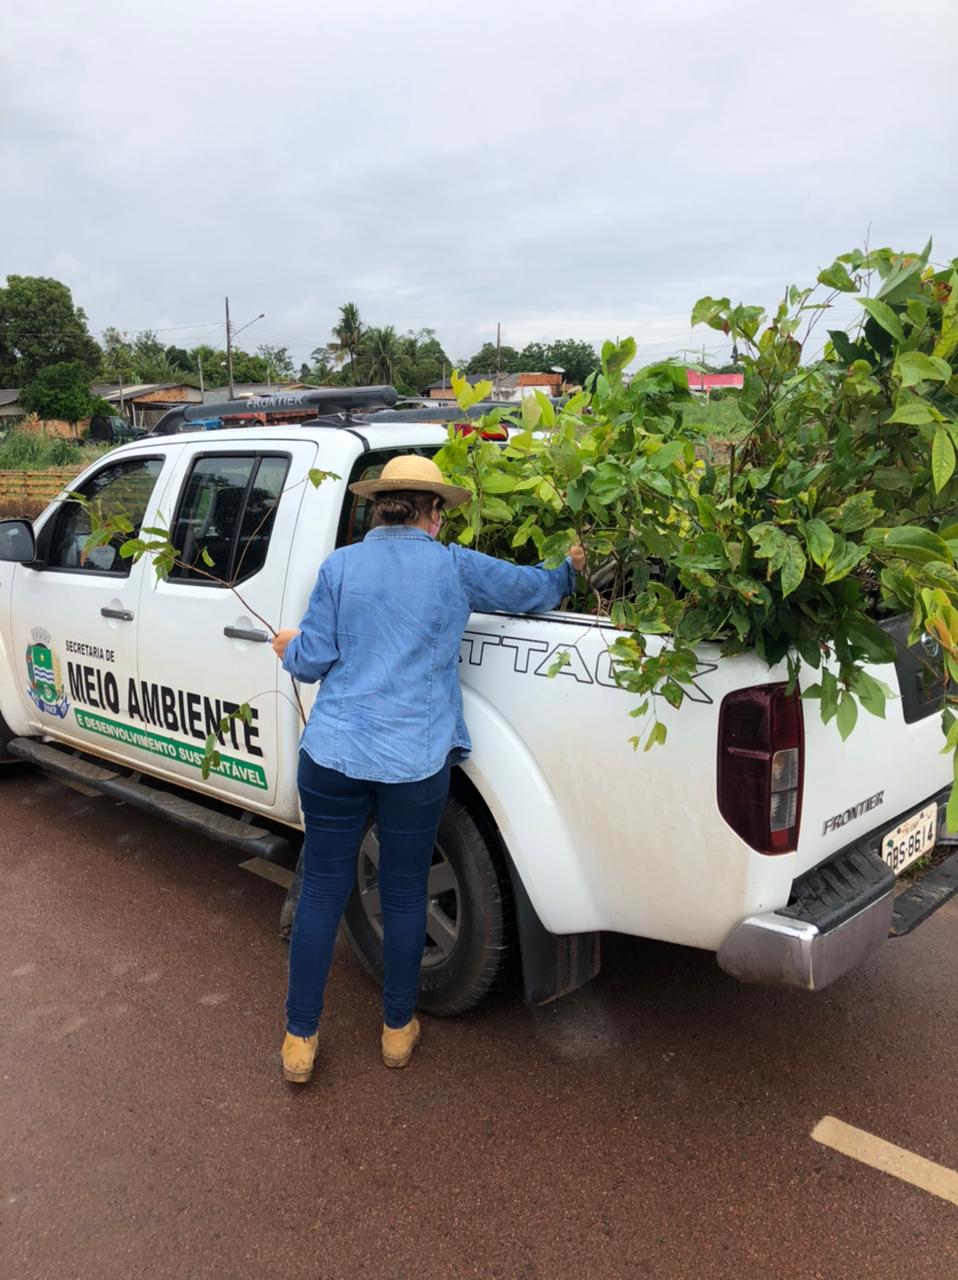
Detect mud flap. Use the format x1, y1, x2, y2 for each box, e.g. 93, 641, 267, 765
0, 709, 18, 762
506, 853, 601, 1005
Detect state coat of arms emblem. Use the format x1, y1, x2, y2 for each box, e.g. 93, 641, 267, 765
26, 628, 69, 718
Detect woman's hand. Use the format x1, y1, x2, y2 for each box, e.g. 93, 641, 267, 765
569, 544, 587, 574
272, 628, 300, 660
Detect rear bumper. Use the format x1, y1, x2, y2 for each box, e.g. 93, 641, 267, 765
716, 893, 894, 990
717, 784, 954, 990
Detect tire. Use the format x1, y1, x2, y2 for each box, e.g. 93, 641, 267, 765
341, 793, 511, 1016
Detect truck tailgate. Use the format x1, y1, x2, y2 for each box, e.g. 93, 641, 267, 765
796, 619, 950, 878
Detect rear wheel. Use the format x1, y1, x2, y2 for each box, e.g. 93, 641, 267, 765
341, 793, 510, 1016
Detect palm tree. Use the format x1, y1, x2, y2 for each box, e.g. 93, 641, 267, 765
357, 325, 402, 386
329, 303, 363, 379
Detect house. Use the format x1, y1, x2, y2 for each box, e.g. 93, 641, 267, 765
0, 389, 24, 426
92, 383, 203, 430
425, 372, 564, 403
686, 371, 744, 395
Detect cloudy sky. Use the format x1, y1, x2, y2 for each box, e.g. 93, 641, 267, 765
3, 0, 957, 370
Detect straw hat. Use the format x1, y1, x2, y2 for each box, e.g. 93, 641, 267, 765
349, 455, 471, 509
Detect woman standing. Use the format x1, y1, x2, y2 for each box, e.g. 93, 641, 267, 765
272, 454, 585, 1083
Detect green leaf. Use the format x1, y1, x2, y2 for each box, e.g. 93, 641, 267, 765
748, 523, 789, 571
479, 471, 519, 493
821, 668, 839, 724
947, 784, 958, 836
884, 526, 953, 565
822, 538, 867, 584
896, 351, 951, 387
480, 496, 513, 522
648, 440, 684, 471
457, 525, 475, 545
805, 519, 834, 568
452, 370, 492, 410
601, 336, 637, 375
887, 400, 936, 425
817, 262, 857, 292
880, 566, 914, 606
844, 614, 897, 663
520, 395, 541, 429
510, 515, 537, 548
546, 652, 571, 678
836, 691, 859, 740
200, 546, 215, 567
690, 295, 731, 331
533, 389, 556, 427
837, 492, 879, 534
851, 670, 889, 718
662, 682, 683, 709
859, 296, 905, 343
644, 719, 668, 751
932, 427, 956, 493
780, 538, 807, 598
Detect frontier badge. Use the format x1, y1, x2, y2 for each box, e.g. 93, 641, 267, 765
26, 627, 69, 718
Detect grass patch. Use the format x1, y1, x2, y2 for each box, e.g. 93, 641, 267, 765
0, 429, 109, 470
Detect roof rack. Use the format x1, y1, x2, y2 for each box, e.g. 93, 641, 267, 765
356, 401, 530, 424
149, 385, 399, 435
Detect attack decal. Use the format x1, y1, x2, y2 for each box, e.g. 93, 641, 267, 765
25, 628, 69, 719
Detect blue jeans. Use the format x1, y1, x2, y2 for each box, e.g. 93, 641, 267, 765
285, 751, 452, 1035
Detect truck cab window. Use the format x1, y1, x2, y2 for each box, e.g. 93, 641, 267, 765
170, 453, 289, 585
45, 456, 163, 575
337, 448, 437, 547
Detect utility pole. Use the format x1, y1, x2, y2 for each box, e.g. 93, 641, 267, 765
197, 354, 205, 399
495, 321, 502, 398
118, 371, 126, 421
225, 296, 235, 399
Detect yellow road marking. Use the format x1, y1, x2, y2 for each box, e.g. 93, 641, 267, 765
238, 857, 295, 889
812, 1116, 958, 1208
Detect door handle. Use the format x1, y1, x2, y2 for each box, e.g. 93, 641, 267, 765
224, 625, 270, 643
101, 607, 134, 621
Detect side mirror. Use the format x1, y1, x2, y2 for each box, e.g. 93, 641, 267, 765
0, 519, 36, 563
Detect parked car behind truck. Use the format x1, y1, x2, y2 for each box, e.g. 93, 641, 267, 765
0, 387, 955, 1013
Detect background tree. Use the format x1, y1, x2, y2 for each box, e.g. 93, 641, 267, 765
517, 341, 550, 371
463, 341, 521, 375
21, 361, 110, 426
303, 346, 340, 385
0, 276, 101, 385
165, 345, 194, 373
329, 302, 363, 380
189, 345, 228, 387
514, 338, 598, 385
357, 325, 403, 386
257, 344, 295, 381
100, 326, 137, 382
396, 328, 450, 394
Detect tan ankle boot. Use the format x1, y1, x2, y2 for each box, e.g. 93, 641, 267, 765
281, 1031, 318, 1083
382, 1017, 420, 1069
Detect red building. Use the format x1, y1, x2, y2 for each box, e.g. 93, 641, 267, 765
686, 371, 744, 394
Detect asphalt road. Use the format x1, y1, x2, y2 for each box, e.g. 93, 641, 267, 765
2, 769, 957, 1280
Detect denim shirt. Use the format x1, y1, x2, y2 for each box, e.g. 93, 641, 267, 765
283, 526, 575, 783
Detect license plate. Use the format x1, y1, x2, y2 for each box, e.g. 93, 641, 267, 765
881, 804, 938, 875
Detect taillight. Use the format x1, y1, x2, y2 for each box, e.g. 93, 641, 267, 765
717, 683, 804, 854
453, 423, 509, 440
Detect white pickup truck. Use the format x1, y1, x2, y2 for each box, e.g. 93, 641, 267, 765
0, 387, 955, 1014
